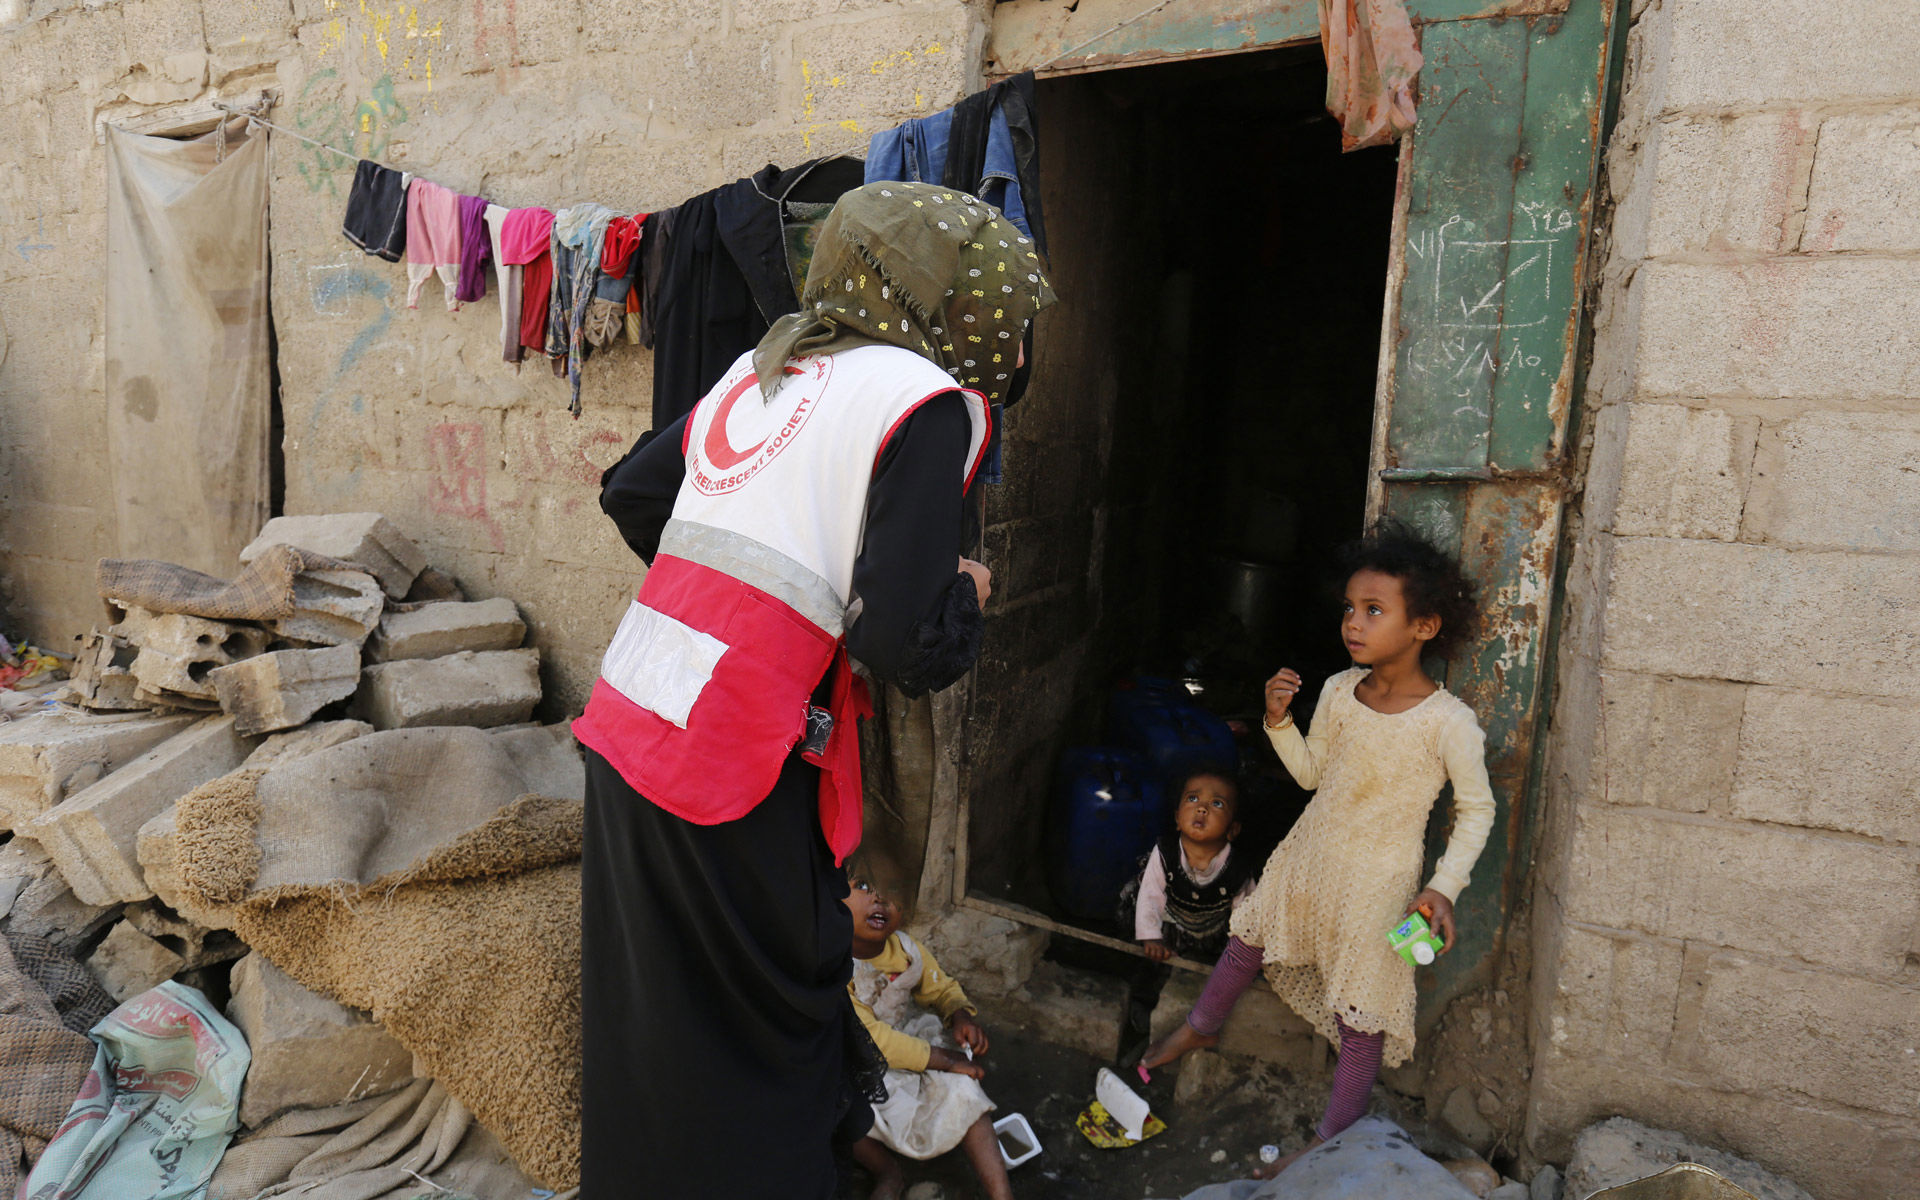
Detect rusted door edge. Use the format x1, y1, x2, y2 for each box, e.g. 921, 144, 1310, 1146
988, 0, 1570, 81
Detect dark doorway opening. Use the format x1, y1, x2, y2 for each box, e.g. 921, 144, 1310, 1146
963, 46, 1401, 952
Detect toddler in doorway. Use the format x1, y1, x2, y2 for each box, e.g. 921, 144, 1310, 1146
1125, 768, 1260, 963
844, 873, 1015, 1200
1139, 521, 1497, 1179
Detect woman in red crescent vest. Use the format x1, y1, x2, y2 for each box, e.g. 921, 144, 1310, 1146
575, 183, 1054, 1200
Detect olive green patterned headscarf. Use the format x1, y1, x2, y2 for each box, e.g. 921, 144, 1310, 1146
752, 181, 1057, 407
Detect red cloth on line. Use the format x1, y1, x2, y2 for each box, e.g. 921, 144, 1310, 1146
520, 252, 554, 355
601, 214, 646, 275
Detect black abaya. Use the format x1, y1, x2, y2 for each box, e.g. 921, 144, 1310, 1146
582, 393, 983, 1200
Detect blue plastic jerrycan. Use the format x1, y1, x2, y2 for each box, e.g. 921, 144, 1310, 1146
1046, 747, 1162, 922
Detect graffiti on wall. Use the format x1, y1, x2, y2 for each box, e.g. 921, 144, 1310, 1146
294, 70, 410, 195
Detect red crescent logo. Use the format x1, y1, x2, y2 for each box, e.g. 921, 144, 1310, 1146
702, 374, 767, 470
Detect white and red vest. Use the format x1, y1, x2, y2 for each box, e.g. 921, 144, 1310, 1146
573, 345, 990, 863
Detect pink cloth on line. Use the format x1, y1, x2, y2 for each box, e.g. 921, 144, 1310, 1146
405, 179, 462, 310
499, 207, 556, 265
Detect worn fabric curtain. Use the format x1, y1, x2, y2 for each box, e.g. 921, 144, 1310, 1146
104, 121, 271, 574
1321, 0, 1424, 150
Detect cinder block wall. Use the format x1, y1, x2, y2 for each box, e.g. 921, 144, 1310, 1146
0, 0, 988, 712
1528, 1, 1920, 1195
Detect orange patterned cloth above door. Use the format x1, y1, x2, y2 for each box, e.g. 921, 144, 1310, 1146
1320, 0, 1424, 150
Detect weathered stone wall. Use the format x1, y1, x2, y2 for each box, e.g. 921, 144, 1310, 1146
0, 0, 988, 712
1528, 1, 1920, 1195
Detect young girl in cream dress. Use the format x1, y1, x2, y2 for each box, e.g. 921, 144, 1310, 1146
1140, 523, 1496, 1178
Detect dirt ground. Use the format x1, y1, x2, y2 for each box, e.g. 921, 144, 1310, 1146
841, 1025, 1333, 1200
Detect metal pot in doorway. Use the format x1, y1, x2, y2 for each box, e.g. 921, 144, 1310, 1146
1194, 554, 1292, 666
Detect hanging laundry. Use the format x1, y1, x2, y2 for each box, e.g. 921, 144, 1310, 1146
589, 213, 645, 348
405, 179, 462, 310
648, 158, 865, 430
638, 207, 676, 349
1320, 0, 1423, 150
455, 193, 491, 304
500, 207, 556, 362
341, 160, 409, 262
484, 203, 522, 363
865, 72, 1046, 254
548, 204, 616, 416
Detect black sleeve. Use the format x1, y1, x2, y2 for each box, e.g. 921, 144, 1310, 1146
599, 415, 690, 564
845, 392, 984, 697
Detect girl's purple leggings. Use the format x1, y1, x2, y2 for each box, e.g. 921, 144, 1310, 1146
1188, 936, 1386, 1141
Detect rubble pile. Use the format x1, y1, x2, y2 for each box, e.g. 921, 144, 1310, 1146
0, 512, 574, 1194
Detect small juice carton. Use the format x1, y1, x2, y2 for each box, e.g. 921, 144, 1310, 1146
1387, 908, 1445, 966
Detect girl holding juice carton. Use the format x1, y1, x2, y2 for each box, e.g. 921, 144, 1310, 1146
1139, 522, 1495, 1178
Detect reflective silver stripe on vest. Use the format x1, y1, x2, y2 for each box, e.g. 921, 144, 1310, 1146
658, 518, 847, 636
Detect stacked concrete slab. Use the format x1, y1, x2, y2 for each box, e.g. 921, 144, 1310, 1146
0, 510, 570, 1137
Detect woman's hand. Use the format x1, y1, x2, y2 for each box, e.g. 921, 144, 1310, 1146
958, 557, 992, 606
950, 1012, 990, 1057
1405, 889, 1455, 954
1141, 939, 1172, 962
927, 1047, 986, 1079
1263, 668, 1302, 725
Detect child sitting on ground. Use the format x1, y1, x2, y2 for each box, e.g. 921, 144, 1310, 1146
845, 873, 1015, 1200
1125, 768, 1260, 962
1138, 522, 1496, 1179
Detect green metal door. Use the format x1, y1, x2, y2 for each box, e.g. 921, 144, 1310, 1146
1376, 0, 1619, 1012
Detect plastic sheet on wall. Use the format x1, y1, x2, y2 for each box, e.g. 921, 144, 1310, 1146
104, 121, 271, 575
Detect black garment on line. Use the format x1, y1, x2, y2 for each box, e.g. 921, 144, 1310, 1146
646, 157, 867, 431
340, 160, 408, 262
582, 394, 985, 1200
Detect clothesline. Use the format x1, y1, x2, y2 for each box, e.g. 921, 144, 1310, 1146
211, 101, 387, 172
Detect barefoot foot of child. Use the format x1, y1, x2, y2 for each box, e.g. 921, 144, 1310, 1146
1249, 1134, 1323, 1180
852, 1135, 905, 1200
1139, 1020, 1220, 1074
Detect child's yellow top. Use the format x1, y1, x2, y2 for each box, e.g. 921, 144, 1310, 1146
849, 931, 977, 1072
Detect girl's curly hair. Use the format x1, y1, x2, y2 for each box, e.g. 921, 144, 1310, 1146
1338, 520, 1479, 659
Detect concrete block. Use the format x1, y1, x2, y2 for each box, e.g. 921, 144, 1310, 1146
0, 839, 119, 952
87, 921, 187, 1002
579, 0, 717, 49
1567, 1116, 1815, 1200
352, 649, 541, 730
1650, 0, 1920, 110
119, 607, 271, 703
1218, 980, 1319, 1068
1527, 1057, 1916, 1200
1730, 689, 1920, 844
1537, 925, 1682, 1064
226, 953, 412, 1127
270, 566, 384, 646
0, 708, 197, 831
67, 628, 146, 711
1633, 111, 1818, 258
242, 513, 427, 599
1743, 412, 1920, 553
792, 11, 975, 124
24, 715, 260, 907
1560, 805, 1919, 977
1602, 538, 1920, 700
210, 645, 361, 735
912, 907, 1048, 997
242, 719, 374, 768
369, 597, 525, 662
1803, 107, 1920, 252
1595, 672, 1745, 813
1692, 952, 1920, 1118
621, 33, 781, 129
122, 900, 246, 969
1588, 404, 1755, 542
1633, 259, 1920, 402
